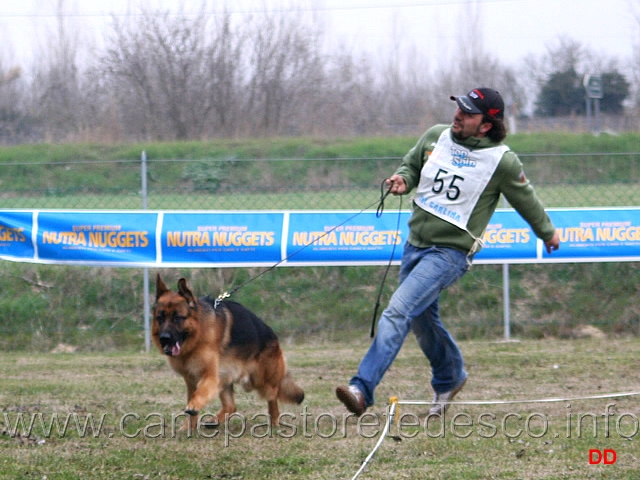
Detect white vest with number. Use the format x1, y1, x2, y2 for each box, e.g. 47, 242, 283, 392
414, 128, 508, 232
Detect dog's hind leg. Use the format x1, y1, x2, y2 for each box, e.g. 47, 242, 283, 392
216, 383, 237, 422
257, 381, 282, 426
267, 399, 280, 427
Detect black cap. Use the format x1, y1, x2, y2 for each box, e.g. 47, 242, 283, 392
450, 88, 504, 119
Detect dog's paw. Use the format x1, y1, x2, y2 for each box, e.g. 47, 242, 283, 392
200, 419, 220, 429
185, 408, 199, 416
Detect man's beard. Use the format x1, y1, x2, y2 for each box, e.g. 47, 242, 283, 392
451, 128, 470, 140
451, 123, 481, 141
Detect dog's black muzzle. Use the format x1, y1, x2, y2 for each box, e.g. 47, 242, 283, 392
159, 330, 185, 356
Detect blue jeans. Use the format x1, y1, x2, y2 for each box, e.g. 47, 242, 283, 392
350, 243, 470, 407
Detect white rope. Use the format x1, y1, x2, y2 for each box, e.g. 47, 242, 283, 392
351, 398, 398, 480
397, 390, 640, 406
350, 390, 640, 480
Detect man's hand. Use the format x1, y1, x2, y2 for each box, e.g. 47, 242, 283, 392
385, 175, 407, 195
545, 230, 560, 254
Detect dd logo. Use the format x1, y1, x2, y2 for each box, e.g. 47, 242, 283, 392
589, 449, 617, 465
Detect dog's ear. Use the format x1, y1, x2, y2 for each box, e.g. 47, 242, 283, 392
177, 278, 197, 309
156, 274, 169, 300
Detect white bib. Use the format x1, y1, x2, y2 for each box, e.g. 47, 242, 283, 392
414, 128, 508, 232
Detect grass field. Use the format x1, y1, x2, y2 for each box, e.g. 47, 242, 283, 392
1, 135, 639, 478
1, 337, 639, 479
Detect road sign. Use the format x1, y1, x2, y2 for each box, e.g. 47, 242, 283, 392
583, 74, 603, 99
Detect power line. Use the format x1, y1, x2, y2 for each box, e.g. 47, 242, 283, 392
0, 0, 523, 19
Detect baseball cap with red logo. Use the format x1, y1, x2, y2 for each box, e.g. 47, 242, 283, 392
450, 88, 504, 119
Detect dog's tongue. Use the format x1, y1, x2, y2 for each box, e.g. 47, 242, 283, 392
171, 343, 181, 356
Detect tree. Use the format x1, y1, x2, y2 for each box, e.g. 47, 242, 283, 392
0, 64, 36, 143
532, 36, 630, 117
30, 0, 83, 141
600, 71, 630, 114
630, 3, 640, 112
428, 3, 528, 124
243, 7, 326, 136
98, 6, 244, 141
96, 5, 333, 140
536, 67, 630, 117
535, 68, 584, 116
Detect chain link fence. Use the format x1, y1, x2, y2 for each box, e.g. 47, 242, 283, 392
1, 152, 639, 351
1, 152, 639, 210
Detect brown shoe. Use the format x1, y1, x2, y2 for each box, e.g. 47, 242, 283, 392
428, 377, 467, 415
336, 385, 366, 416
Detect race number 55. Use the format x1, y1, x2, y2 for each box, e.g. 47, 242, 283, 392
432, 168, 464, 201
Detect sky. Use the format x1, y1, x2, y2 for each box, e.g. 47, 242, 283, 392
0, 0, 637, 69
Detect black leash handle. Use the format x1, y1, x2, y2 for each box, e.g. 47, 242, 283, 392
376, 179, 393, 218
370, 181, 403, 338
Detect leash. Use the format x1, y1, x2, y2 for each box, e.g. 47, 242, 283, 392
370, 180, 403, 338
214, 181, 402, 308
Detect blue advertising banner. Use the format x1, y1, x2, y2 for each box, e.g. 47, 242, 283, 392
545, 208, 640, 261
161, 212, 284, 266
0, 208, 638, 267
474, 208, 640, 264
0, 211, 34, 259
475, 211, 539, 262
284, 211, 409, 265
36, 211, 158, 265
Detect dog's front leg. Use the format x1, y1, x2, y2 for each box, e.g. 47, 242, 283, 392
185, 373, 218, 416
179, 379, 199, 431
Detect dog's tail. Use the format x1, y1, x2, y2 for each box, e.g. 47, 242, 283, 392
278, 372, 305, 404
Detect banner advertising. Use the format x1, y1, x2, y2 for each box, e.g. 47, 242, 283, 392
35, 211, 158, 266
476, 211, 539, 263
545, 208, 640, 261
473, 208, 640, 264
0, 211, 34, 260
0, 208, 638, 267
160, 212, 283, 266
284, 211, 407, 266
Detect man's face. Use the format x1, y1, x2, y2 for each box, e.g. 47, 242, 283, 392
451, 107, 490, 140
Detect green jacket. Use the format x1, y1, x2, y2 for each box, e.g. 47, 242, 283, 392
395, 124, 556, 254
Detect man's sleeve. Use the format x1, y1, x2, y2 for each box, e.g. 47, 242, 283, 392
500, 152, 556, 242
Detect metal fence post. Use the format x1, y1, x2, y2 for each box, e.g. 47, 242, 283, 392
141, 151, 150, 352
503, 262, 511, 340
502, 196, 511, 341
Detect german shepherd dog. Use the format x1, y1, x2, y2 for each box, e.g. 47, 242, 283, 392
152, 275, 304, 429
